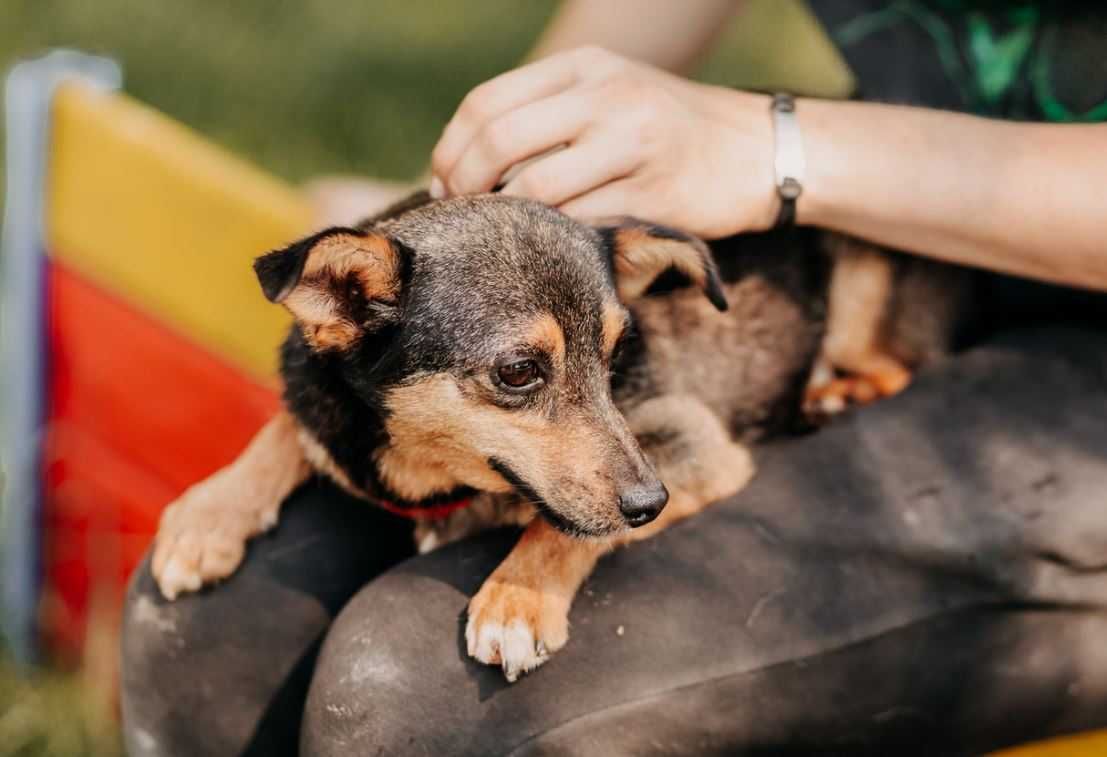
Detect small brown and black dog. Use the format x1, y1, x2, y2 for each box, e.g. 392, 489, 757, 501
152, 191, 966, 681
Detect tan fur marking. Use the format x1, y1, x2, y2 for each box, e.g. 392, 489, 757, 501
613, 227, 707, 301
378, 375, 519, 500
152, 412, 311, 599
601, 302, 629, 357
301, 232, 400, 301
283, 285, 362, 350
526, 313, 566, 370
281, 232, 400, 351
380, 374, 634, 533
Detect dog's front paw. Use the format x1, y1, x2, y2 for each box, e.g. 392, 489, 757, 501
466, 575, 570, 682
151, 480, 275, 600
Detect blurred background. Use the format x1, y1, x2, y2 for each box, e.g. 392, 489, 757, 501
1, 0, 847, 205
0, 2, 846, 755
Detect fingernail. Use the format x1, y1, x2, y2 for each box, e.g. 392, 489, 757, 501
429, 176, 446, 200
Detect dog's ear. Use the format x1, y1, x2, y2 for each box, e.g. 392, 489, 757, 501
254, 226, 408, 351
597, 219, 727, 312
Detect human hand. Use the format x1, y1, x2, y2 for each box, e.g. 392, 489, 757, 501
430, 47, 778, 239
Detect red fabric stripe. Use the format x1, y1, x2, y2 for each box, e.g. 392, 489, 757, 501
46, 263, 280, 493
42, 262, 280, 654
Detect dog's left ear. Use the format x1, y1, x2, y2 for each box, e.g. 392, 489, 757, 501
597, 219, 727, 311
254, 226, 408, 351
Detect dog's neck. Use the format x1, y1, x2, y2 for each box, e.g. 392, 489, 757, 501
370, 442, 483, 509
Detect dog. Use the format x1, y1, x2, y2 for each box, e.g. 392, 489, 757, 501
151, 190, 966, 681
805, 233, 972, 413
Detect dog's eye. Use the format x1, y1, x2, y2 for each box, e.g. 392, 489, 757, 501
496, 359, 541, 390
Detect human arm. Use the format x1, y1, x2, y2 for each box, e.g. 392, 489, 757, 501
799, 98, 1107, 290
431, 48, 1107, 291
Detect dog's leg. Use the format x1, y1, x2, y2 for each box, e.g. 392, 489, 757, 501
467, 518, 606, 681
468, 395, 753, 681
152, 411, 311, 600
807, 236, 912, 414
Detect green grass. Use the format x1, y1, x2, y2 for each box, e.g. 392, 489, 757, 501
0, 3, 849, 755
2, 1, 559, 186
0, 656, 119, 757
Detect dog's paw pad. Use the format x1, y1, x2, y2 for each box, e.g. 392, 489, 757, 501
466, 579, 566, 682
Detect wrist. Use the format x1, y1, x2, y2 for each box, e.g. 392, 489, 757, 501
702, 86, 778, 234
792, 97, 848, 228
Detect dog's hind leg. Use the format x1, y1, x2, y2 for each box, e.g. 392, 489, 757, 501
152, 411, 311, 600
806, 235, 912, 414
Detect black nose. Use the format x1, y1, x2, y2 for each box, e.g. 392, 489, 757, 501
618, 483, 669, 527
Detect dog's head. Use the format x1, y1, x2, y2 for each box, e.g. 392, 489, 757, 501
254, 194, 725, 536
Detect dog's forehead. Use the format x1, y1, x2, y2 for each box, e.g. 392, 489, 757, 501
392, 195, 604, 268
392, 195, 613, 319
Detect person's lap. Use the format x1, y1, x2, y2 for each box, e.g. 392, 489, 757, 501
121, 325, 1107, 756
121, 483, 417, 755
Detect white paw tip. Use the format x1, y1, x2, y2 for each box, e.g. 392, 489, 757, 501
501, 620, 536, 667
158, 560, 201, 601
465, 619, 478, 657
467, 616, 552, 681
475, 622, 504, 665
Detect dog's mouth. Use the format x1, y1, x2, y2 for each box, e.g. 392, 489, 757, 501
487, 458, 612, 538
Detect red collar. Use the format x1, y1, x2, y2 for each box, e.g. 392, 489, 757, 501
375, 497, 472, 521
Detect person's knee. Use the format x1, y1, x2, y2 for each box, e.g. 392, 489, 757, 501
120, 558, 214, 755
302, 532, 515, 756
301, 583, 463, 755
121, 553, 332, 756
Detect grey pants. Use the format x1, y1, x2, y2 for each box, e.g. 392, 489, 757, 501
121, 326, 1107, 756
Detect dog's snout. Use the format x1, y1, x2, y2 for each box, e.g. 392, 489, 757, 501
618, 482, 669, 527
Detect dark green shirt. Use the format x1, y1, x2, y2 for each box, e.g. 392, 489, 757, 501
805, 1, 1107, 328
808, 1, 1107, 122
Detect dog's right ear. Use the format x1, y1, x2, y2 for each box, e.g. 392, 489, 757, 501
254, 226, 407, 351
597, 219, 728, 312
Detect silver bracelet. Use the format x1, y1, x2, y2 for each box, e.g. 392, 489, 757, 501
771, 93, 806, 227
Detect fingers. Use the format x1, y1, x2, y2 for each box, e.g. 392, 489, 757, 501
558, 179, 637, 221
444, 89, 596, 196
501, 136, 638, 207
431, 52, 584, 184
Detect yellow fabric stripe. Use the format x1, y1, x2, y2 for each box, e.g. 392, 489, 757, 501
46, 84, 313, 380
993, 732, 1107, 757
